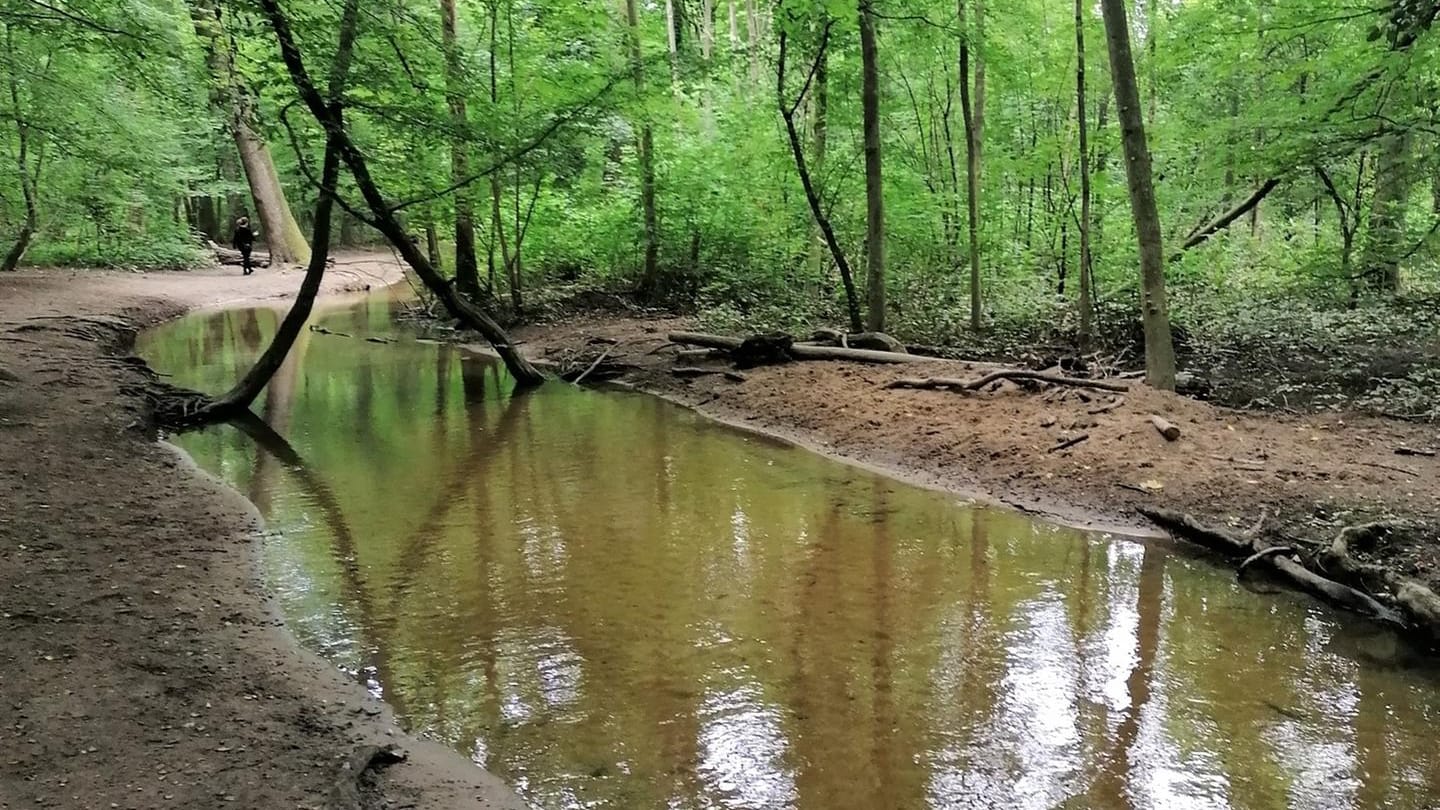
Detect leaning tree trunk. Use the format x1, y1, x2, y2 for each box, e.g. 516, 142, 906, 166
859, 0, 886, 333
194, 0, 362, 420
256, 0, 545, 386
1099, 0, 1176, 390
778, 28, 863, 333
0, 160, 36, 272
2, 28, 39, 272
198, 138, 342, 420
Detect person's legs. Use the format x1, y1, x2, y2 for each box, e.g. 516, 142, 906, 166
241, 247, 252, 275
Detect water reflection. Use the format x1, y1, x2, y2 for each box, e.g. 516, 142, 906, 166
139, 298, 1440, 810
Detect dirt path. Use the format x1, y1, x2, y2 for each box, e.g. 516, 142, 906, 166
0, 255, 525, 810
514, 315, 1440, 594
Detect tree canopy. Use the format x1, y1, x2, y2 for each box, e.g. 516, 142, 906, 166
2, 0, 1438, 384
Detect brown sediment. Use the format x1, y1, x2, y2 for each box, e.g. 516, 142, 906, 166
0, 256, 526, 809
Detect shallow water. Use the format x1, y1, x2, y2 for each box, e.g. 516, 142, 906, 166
139, 295, 1440, 810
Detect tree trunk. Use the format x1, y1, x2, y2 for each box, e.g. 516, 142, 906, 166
256, 0, 544, 386
202, 138, 342, 419
859, 1, 886, 333
190, 0, 310, 266
425, 219, 442, 269
745, 0, 760, 85
959, 0, 983, 331
624, 0, 661, 298
664, 0, 680, 84
1, 28, 38, 272
701, 0, 714, 60
1363, 127, 1413, 293
778, 29, 863, 333
194, 196, 220, 241
1100, 0, 1176, 390
197, 0, 362, 420
1074, 0, 1094, 350
441, 0, 480, 295
807, 28, 828, 277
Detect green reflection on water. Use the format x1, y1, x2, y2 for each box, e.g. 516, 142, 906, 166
139, 295, 1440, 810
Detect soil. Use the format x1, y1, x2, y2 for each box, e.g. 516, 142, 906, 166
0, 254, 526, 810
511, 315, 1440, 596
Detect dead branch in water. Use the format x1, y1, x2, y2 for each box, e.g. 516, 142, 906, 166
573, 346, 614, 385
1141, 508, 1395, 618
885, 369, 1130, 394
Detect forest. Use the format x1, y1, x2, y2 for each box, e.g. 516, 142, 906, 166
1, 0, 1439, 410
6, 1, 1440, 806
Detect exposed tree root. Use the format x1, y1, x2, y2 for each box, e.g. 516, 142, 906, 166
1139, 507, 1440, 645
885, 369, 1130, 393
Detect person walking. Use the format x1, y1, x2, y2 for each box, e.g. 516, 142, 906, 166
232, 216, 256, 276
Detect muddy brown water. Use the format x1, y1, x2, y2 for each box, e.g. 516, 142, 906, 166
138, 295, 1440, 810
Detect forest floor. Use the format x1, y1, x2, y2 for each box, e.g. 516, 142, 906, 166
510, 313, 1440, 597
0, 255, 526, 810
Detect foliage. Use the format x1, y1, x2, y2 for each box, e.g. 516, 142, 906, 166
3, 0, 1440, 412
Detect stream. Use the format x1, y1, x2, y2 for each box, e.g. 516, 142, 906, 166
138, 292, 1440, 810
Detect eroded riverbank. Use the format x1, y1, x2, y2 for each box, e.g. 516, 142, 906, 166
0, 259, 525, 809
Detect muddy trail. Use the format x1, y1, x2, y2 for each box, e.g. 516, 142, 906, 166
509, 315, 1440, 612
0, 258, 525, 810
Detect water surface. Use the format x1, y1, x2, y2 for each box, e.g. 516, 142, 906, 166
139, 296, 1440, 810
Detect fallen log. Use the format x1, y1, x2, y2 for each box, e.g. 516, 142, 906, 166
1139, 508, 1405, 628
1150, 415, 1182, 441
207, 241, 273, 268
808, 329, 908, 353
1320, 523, 1440, 646
886, 369, 1130, 394
669, 331, 928, 364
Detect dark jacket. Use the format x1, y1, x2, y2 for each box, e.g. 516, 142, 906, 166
233, 224, 255, 252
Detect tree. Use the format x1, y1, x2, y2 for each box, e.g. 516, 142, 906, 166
958, 0, 984, 331
1074, 0, 1094, 349
190, 0, 362, 422
624, 0, 660, 299
859, 0, 885, 333
1362, 126, 1413, 292
778, 21, 862, 333
254, 0, 544, 385
1, 24, 45, 271
189, 0, 310, 265
1099, 0, 1176, 390
441, 0, 481, 297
